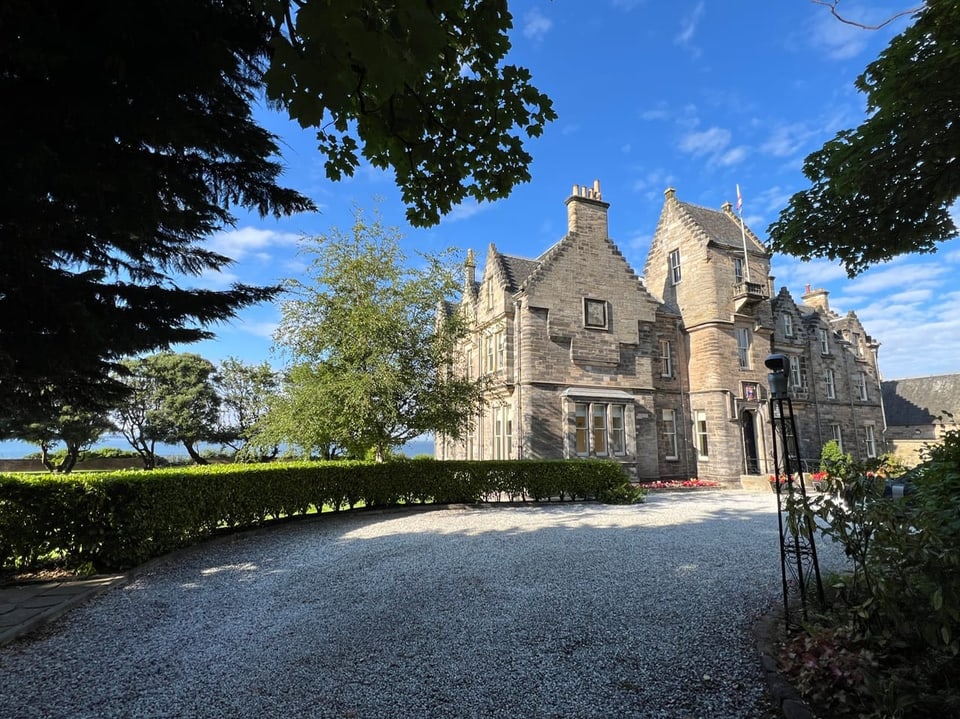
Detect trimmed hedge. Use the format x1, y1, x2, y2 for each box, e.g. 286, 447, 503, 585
0, 459, 633, 571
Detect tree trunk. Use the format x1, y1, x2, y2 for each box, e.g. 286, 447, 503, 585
184, 441, 208, 464
59, 444, 80, 474
38, 442, 55, 473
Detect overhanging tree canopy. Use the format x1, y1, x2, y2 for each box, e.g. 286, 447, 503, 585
260, 0, 556, 227
0, 0, 312, 428
768, 0, 960, 276
1, 0, 552, 431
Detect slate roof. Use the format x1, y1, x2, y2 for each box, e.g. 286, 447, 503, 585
882, 374, 960, 426
678, 201, 766, 253
499, 255, 540, 292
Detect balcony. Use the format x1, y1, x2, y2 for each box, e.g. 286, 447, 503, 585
733, 281, 769, 313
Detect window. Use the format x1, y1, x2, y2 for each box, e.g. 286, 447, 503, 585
465, 349, 473, 380
485, 334, 495, 373
486, 280, 495, 309
783, 313, 794, 338
736, 327, 751, 369
831, 424, 843, 453
574, 402, 627, 457
695, 411, 709, 459
610, 405, 626, 456
818, 328, 830, 355
734, 257, 744, 284
853, 332, 863, 357
659, 339, 673, 378
663, 409, 679, 460
575, 404, 589, 455
496, 330, 506, 370
494, 405, 512, 459
856, 372, 868, 401
583, 298, 607, 329
824, 368, 836, 399
669, 249, 682, 285
790, 356, 808, 390
592, 404, 607, 455
865, 425, 877, 458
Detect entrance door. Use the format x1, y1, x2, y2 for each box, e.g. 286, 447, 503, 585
741, 410, 760, 474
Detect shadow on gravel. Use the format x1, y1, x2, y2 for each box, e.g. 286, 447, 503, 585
2, 492, 798, 719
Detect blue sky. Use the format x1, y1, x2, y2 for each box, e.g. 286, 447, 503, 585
184, 0, 958, 383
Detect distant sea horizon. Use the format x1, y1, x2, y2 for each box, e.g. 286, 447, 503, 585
0, 434, 435, 460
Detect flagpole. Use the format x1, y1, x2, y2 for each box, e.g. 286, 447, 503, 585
736, 184, 751, 284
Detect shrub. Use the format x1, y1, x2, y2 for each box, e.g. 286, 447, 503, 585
0, 459, 629, 572
786, 429, 960, 717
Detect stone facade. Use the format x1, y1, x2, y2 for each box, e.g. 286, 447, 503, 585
436, 184, 887, 485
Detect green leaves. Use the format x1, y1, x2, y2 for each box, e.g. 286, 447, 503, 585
261, 0, 556, 227
267, 206, 484, 459
768, 0, 960, 276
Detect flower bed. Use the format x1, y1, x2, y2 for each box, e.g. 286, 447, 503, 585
642, 478, 720, 490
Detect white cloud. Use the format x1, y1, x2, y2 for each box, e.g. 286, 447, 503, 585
770, 255, 849, 293
522, 8, 553, 41
718, 146, 748, 167
442, 199, 492, 224
640, 103, 671, 121
887, 288, 933, 304
674, 1, 705, 52
631, 169, 674, 194
808, 5, 871, 60
208, 227, 301, 261
236, 319, 280, 339
194, 267, 241, 290
760, 122, 811, 158
678, 127, 731, 157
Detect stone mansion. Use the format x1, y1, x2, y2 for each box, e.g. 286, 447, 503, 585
435, 182, 886, 485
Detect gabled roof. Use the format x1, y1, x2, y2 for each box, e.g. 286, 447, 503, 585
882, 374, 960, 427
677, 200, 767, 254
500, 255, 539, 292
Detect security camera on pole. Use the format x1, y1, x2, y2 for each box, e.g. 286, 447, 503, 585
765, 353, 825, 629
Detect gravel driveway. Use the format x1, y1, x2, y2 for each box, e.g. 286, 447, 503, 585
0, 491, 842, 719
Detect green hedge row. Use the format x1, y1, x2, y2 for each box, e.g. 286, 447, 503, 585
0, 459, 634, 571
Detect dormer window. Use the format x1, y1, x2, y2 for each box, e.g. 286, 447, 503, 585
486, 280, 495, 309
584, 298, 608, 329
783, 314, 794, 338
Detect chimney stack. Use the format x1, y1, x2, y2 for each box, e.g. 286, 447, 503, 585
802, 286, 830, 313
565, 180, 609, 237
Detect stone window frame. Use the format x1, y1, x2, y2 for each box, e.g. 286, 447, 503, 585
583, 298, 608, 330
659, 339, 673, 378
669, 249, 682, 285
855, 371, 869, 401
824, 367, 836, 399
864, 423, 877, 458
783, 313, 794, 338
817, 328, 830, 355
662, 408, 679, 460
694, 410, 709, 460
564, 389, 635, 459
830, 423, 843, 453
790, 356, 808, 390
735, 327, 751, 369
